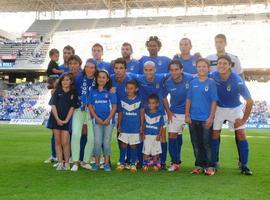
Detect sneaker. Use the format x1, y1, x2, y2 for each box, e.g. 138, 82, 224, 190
104, 164, 111, 172
152, 165, 159, 172
69, 158, 73, 164
56, 163, 64, 171
160, 164, 167, 171
71, 164, 79, 172
80, 162, 92, 170
64, 163, 70, 170
53, 162, 59, 168
90, 157, 95, 164
125, 163, 131, 170
116, 164, 125, 171
205, 168, 215, 176
168, 164, 180, 172
91, 163, 100, 171
142, 165, 148, 172
191, 167, 204, 174
241, 167, 253, 176
44, 156, 57, 163
130, 165, 137, 173
136, 162, 142, 169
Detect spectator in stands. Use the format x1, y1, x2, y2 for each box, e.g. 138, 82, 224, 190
46, 48, 63, 89
173, 38, 201, 75
59, 45, 75, 73
120, 42, 140, 74
91, 43, 112, 74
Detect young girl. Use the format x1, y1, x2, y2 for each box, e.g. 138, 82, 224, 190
185, 58, 218, 176
48, 73, 80, 170
116, 80, 144, 172
88, 70, 117, 171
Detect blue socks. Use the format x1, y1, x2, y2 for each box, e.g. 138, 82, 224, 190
79, 134, 87, 161
161, 142, 167, 165
126, 145, 131, 163
177, 134, 183, 163
119, 146, 127, 164
51, 134, 56, 158
130, 147, 137, 165
238, 140, 249, 168
137, 142, 144, 164
169, 138, 177, 164
211, 139, 220, 167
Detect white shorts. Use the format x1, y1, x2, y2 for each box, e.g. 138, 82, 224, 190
118, 133, 141, 145
213, 105, 244, 131
143, 135, 162, 156
168, 114, 186, 134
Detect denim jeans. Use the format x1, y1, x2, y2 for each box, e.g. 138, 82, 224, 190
93, 124, 114, 157
188, 120, 214, 168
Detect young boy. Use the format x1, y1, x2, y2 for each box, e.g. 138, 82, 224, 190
117, 80, 144, 172
46, 48, 63, 89
142, 94, 164, 172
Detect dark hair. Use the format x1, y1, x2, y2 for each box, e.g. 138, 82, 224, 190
215, 34, 227, 43
180, 38, 192, 46
83, 58, 98, 76
146, 36, 162, 48
49, 48, 59, 57
122, 42, 133, 52
217, 55, 232, 65
55, 72, 76, 93
148, 93, 159, 103
63, 45, 75, 54
126, 80, 139, 89
68, 55, 82, 66
92, 43, 103, 51
196, 58, 210, 67
95, 70, 112, 90
113, 57, 127, 69
168, 60, 183, 70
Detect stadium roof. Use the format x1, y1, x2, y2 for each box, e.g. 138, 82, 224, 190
0, 0, 269, 12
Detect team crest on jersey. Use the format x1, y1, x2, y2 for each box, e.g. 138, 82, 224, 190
158, 60, 162, 66
205, 85, 209, 92
105, 94, 108, 98
130, 65, 134, 71
227, 84, 231, 92
185, 82, 189, 89
70, 94, 74, 100
156, 83, 160, 89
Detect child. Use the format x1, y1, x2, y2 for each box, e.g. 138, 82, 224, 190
117, 80, 144, 172
142, 94, 164, 172
185, 58, 218, 176
46, 48, 63, 89
48, 73, 80, 170
88, 70, 117, 171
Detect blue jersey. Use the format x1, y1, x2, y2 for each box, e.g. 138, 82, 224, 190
130, 73, 168, 112
93, 59, 113, 74
139, 56, 171, 74
59, 64, 69, 73
74, 72, 95, 108
163, 73, 194, 114
209, 71, 251, 108
88, 88, 117, 124
144, 110, 164, 135
127, 59, 140, 74
187, 77, 218, 121
173, 54, 198, 75
119, 95, 142, 134
111, 74, 132, 105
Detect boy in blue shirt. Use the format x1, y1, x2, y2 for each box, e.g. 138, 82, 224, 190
117, 80, 144, 172
91, 43, 112, 74
185, 58, 218, 176
142, 94, 164, 172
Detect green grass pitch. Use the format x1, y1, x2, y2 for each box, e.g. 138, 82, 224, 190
0, 125, 269, 200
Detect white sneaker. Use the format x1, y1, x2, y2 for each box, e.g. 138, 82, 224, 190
90, 157, 95, 164
53, 162, 59, 168
44, 156, 57, 163
71, 164, 79, 172
80, 162, 92, 170
56, 163, 64, 171
64, 163, 70, 170
69, 158, 73, 164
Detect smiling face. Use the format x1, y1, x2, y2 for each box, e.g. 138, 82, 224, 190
147, 40, 160, 56
114, 63, 127, 79
179, 39, 192, 55
196, 60, 209, 77
97, 71, 109, 88
144, 62, 156, 81
84, 62, 96, 77
217, 58, 231, 75
126, 83, 137, 97
169, 63, 183, 80
148, 98, 159, 111
61, 76, 72, 89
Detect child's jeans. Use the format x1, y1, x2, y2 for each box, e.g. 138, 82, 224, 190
188, 120, 214, 168
93, 124, 114, 157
